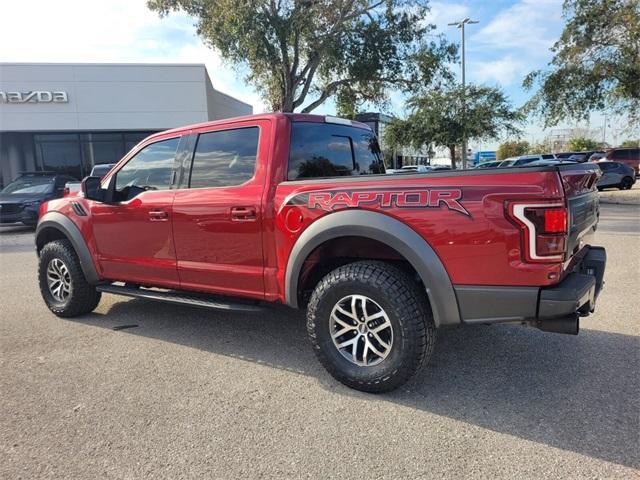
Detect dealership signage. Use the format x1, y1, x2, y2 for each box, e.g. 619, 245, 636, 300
0, 91, 68, 103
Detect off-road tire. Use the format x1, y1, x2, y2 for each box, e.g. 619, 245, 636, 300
38, 239, 101, 317
307, 261, 435, 393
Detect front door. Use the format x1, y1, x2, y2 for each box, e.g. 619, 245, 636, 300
91, 136, 182, 288
172, 122, 268, 299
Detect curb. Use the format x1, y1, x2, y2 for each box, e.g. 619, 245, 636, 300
599, 198, 640, 205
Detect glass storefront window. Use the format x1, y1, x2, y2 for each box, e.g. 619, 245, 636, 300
82, 141, 125, 166
36, 141, 83, 179
33, 131, 156, 179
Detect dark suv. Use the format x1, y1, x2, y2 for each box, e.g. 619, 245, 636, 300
0, 172, 77, 227
602, 148, 640, 176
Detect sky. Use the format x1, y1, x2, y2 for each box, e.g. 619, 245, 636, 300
0, 0, 633, 149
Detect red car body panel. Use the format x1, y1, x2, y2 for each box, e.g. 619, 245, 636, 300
38, 113, 601, 307
603, 148, 640, 175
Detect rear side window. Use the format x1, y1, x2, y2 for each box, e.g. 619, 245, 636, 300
189, 127, 259, 188
288, 122, 384, 180
611, 149, 629, 160
516, 157, 538, 166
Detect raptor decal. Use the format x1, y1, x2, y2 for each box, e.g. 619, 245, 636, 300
286, 188, 470, 217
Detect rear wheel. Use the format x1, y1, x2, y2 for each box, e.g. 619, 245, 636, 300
38, 240, 101, 317
306, 261, 435, 393
619, 177, 634, 190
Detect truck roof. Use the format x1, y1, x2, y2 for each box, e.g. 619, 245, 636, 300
148, 113, 372, 141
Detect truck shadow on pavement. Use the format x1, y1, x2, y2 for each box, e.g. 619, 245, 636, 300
75, 298, 639, 469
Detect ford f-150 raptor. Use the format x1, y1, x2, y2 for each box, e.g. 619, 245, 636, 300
35, 113, 606, 392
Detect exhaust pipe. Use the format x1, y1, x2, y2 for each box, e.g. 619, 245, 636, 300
536, 315, 579, 335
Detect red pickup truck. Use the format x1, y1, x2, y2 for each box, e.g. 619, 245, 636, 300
35, 113, 606, 392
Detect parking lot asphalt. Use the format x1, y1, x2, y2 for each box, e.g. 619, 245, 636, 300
1, 203, 638, 479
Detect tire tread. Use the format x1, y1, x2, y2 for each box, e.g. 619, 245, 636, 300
307, 261, 435, 393
38, 239, 101, 317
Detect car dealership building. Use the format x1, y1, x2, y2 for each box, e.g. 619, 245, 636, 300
0, 63, 252, 187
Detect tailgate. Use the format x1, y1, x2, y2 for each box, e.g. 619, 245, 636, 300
558, 163, 601, 260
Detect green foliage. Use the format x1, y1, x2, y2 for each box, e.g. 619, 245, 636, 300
148, 0, 456, 113
527, 141, 554, 154
523, 0, 640, 127
620, 139, 639, 148
496, 140, 530, 160
334, 87, 359, 120
385, 84, 522, 168
567, 137, 600, 151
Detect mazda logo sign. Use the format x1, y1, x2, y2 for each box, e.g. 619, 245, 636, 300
0, 91, 68, 103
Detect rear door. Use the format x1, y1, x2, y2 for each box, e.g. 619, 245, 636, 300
172, 120, 271, 299
597, 162, 617, 186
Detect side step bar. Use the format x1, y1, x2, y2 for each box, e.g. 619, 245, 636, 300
96, 284, 264, 313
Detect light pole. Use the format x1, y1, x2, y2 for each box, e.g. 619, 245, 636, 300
448, 17, 479, 169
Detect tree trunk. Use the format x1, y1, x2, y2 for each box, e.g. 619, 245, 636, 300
281, 84, 295, 112
448, 145, 457, 169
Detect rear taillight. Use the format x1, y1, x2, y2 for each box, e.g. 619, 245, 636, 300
508, 203, 568, 263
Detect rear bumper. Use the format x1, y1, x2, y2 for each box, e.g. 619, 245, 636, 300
454, 246, 606, 334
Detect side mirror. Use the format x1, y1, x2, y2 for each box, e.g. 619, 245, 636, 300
81, 176, 105, 201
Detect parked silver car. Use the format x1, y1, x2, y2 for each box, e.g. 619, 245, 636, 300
596, 161, 636, 190
499, 154, 556, 167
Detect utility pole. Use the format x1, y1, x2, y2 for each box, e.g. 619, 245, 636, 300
602, 113, 607, 146
448, 17, 479, 169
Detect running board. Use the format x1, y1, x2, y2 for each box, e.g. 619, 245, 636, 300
96, 284, 264, 313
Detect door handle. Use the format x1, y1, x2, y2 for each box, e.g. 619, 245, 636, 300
231, 206, 257, 221
149, 210, 169, 221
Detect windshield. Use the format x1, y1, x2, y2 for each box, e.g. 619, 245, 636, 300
1, 176, 54, 195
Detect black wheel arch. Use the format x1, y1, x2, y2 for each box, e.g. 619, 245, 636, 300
35, 212, 100, 284
284, 209, 461, 327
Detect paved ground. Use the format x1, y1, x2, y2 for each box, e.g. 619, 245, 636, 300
599, 181, 640, 205
1, 204, 638, 479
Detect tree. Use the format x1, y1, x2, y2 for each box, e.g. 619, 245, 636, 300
527, 141, 554, 154
568, 136, 599, 151
148, 0, 456, 113
523, 0, 640, 127
620, 139, 639, 148
496, 140, 530, 160
385, 84, 522, 168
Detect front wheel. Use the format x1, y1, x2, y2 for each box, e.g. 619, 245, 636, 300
38, 239, 101, 317
306, 261, 435, 393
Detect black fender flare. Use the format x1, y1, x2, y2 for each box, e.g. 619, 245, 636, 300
35, 212, 100, 284
284, 209, 461, 327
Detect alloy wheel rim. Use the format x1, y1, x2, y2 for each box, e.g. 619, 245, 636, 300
46, 258, 71, 302
329, 294, 393, 367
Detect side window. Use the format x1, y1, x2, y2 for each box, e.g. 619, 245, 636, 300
288, 122, 384, 180
189, 127, 259, 188
611, 149, 628, 160
353, 131, 385, 175
599, 162, 614, 171
115, 137, 179, 192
